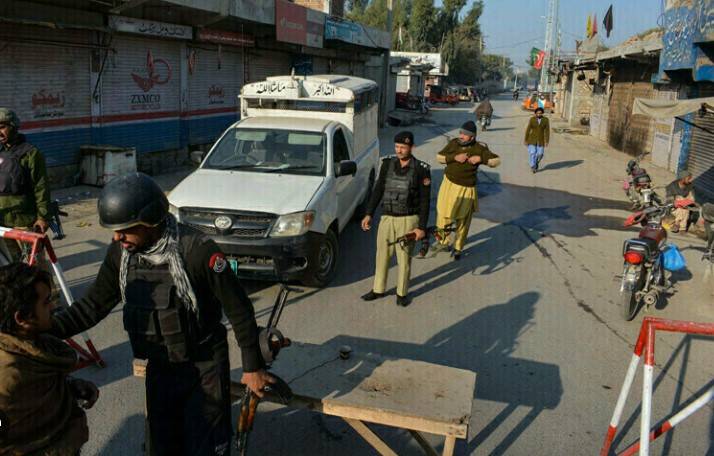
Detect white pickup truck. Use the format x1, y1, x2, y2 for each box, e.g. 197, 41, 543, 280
168, 75, 380, 287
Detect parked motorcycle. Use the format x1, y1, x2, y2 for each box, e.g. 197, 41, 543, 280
624, 157, 656, 210
479, 115, 491, 131
619, 198, 694, 320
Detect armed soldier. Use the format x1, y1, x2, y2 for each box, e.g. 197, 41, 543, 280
431, 121, 500, 260
48, 173, 272, 456
0, 108, 51, 260
361, 131, 431, 307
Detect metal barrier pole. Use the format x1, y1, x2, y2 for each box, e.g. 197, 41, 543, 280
620, 385, 714, 456
640, 322, 656, 456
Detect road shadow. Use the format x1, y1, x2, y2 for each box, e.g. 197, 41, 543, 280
233, 292, 561, 455
483, 127, 515, 132
539, 159, 584, 171
97, 413, 145, 455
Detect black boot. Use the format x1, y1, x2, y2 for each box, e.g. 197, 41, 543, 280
361, 291, 385, 301
396, 295, 411, 307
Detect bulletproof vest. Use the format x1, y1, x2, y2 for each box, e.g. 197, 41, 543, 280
382, 159, 417, 216
0, 142, 32, 196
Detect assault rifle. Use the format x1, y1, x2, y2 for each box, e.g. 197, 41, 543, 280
236, 284, 295, 455
47, 200, 67, 240
387, 223, 456, 250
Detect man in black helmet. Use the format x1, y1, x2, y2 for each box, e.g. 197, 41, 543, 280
48, 173, 271, 456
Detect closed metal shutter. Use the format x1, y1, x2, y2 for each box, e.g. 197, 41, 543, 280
187, 45, 242, 144
331, 59, 350, 75
608, 79, 655, 155
247, 50, 291, 83
688, 84, 714, 201
100, 35, 181, 153
0, 25, 91, 167
313, 57, 329, 74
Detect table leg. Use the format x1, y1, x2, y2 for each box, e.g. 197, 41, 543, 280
408, 430, 439, 456
442, 435, 456, 456
343, 418, 398, 456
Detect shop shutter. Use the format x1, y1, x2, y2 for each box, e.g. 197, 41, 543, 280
313, 57, 329, 74
99, 35, 181, 153
688, 84, 714, 201
247, 50, 291, 83
187, 45, 242, 145
331, 59, 350, 75
0, 24, 91, 166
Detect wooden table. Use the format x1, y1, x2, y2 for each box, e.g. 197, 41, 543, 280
133, 342, 476, 456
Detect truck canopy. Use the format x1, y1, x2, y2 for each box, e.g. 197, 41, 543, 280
241, 74, 379, 158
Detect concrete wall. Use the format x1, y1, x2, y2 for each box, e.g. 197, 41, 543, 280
567, 69, 597, 126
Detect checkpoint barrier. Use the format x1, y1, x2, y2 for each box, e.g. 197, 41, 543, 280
600, 316, 714, 456
0, 226, 104, 369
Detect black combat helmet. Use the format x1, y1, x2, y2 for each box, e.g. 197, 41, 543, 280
98, 172, 168, 230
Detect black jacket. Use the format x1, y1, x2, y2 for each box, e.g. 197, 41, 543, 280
366, 156, 431, 230
49, 227, 264, 372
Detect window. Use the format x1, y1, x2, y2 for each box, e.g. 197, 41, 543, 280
333, 128, 350, 163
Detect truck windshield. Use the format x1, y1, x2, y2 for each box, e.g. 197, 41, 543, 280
203, 128, 326, 175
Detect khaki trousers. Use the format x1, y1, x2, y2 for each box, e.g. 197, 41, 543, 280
373, 214, 419, 297
435, 177, 477, 252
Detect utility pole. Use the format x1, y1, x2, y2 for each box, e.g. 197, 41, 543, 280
380, 0, 393, 126
539, 0, 559, 93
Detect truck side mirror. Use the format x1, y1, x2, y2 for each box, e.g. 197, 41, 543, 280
336, 160, 357, 177
190, 150, 205, 165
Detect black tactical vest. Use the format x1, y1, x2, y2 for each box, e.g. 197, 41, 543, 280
382, 158, 418, 216
122, 252, 224, 363
0, 142, 32, 196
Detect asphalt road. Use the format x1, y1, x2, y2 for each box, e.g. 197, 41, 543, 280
54, 95, 714, 455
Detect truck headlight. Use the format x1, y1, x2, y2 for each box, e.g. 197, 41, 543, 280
270, 211, 315, 237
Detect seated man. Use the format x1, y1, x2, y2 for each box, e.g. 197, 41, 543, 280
665, 171, 695, 233
0, 263, 98, 456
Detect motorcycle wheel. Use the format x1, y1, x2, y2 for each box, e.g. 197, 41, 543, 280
619, 264, 644, 321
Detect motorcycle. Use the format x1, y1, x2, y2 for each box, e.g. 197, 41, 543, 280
624, 157, 655, 210
479, 115, 491, 131
619, 198, 694, 320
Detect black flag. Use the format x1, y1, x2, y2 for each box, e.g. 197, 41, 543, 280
603, 5, 614, 38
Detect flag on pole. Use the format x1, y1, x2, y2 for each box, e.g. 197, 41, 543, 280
592, 13, 598, 36
586, 15, 592, 38
603, 5, 614, 38
530, 47, 546, 69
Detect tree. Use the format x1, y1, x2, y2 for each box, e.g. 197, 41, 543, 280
409, 0, 436, 51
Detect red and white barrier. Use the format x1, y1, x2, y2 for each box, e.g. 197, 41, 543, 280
0, 227, 104, 369
600, 317, 714, 456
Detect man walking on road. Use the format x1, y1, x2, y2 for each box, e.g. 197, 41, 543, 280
0, 108, 51, 261
524, 107, 550, 173
48, 173, 272, 456
432, 121, 500, 261
361, 131, 431, 307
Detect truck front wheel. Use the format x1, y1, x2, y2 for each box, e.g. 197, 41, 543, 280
302, 230, 339, 288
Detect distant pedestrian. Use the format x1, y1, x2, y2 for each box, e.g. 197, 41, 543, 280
524, 107, 550, 173
431, 121, 500, 261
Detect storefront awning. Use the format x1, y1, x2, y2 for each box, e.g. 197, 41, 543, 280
632, 97, 714, 119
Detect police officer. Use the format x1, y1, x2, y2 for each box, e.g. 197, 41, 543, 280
48, 173, 272, 456
0, 108, 51, 260
360, 131, 431, 307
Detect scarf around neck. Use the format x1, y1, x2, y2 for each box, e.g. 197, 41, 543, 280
458, 137, 476, 147
118, 214, 199, 316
